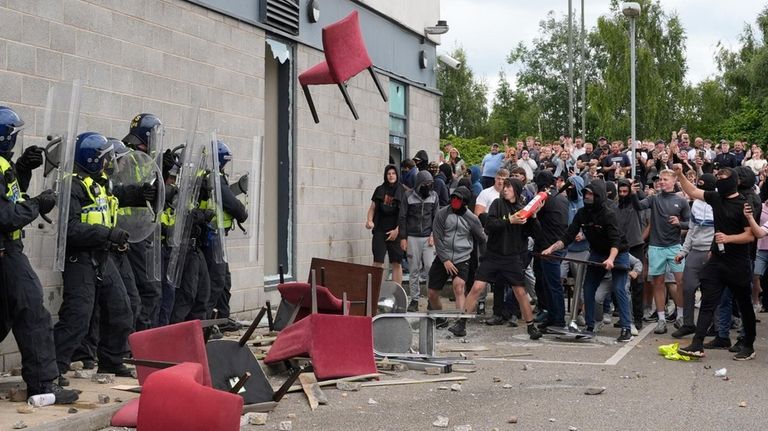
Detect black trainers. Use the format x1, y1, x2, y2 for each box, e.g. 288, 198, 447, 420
527, 323, 542, 340
617, 328, 633, 342
435, 317, 449, 329
643, 311, 659, 322
728, 337, 744, 353
665, 311, 677, 322
448, 319, 467, 337
677, 343, 705, 358
484, 315, 506, 326
407, 300, 419, 312
29, 382, 79, 405
98, 364, 135, 378
733, 346, 756, 361
703, 336, 731, 349
671, 325, 696, 339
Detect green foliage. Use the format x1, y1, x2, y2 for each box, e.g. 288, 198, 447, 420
437, 47, 489, 138
487, 71, 539, 141
440, 135, 490, 168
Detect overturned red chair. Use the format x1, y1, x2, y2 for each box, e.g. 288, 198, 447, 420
137, 362, 243, 431
299, 10, 388, 124
265, 270, 376, 380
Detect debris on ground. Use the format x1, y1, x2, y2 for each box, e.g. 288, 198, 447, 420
569, 426, 578, 431
91, 373, 115, 384
549, 418, 557, 422
450, 383, 462, 392
336, 382, 361, 391
12, 421, 27, 429
368, 398, 378, 405
97, 394, 110, 404
502, 384, 513, 389
584, 387, 606, 395
714, 368, 727, 377
241, 412, 268, 426
73, 370, 93, 379
522, 364, 530, 371
67, 408, 78, 414
739, 401, 747, 408
492, 377, 502, 383
69, 362, 84, 371
432, 416, 449, 427
508, 416, 518, 423
16, 405, 34, 414
454, 425, 472, 431
278, 420, 292, 431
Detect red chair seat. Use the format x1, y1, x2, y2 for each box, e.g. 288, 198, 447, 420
137, 362, 243, 431
264, 313, 376, 380
298, 62, 333, 85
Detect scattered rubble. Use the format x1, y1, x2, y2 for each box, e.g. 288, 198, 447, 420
450, 384, 462, 392
16, 405, 34, 414
69, 361, 84, 371
368, 398, 378, 405
584, 387, 606, 395
91, 373, 114, 384
97, 394, 110, 404
336, 381, 361, 391
507, 416, 518, 424
454, 425, 471, 431
73, 370, 93, 379
714, 368, 727, 378
502, 384, 513, 389
278, 420, 293, 430
12, 421, 27, 429
492, 377, 502, 383
432, 416, 449, 427
67, 408, 78, 414
739, 401, 747, 408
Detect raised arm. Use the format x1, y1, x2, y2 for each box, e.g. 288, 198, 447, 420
673, 163, 704, 201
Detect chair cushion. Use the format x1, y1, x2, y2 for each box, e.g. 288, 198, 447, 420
298, 61, 333, 85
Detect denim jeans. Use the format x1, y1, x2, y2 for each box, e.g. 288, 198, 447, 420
583, 251, 632, 329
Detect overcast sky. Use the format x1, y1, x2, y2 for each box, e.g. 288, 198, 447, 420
440, 0, 766, 103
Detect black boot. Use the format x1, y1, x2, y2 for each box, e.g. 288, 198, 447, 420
448, 319, 467, 337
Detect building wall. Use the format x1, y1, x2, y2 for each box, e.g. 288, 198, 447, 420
408, 86, 442, 159
360, 0, 441, 39
0, 0, 440, 370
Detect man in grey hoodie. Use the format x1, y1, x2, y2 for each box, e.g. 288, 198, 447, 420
427, 186, 487, 319
399, 170, 439, 311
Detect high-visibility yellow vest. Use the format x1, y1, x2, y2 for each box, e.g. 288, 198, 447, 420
198, 172, 234, 230
0, 157, 23, 240
78, 175, 115, 228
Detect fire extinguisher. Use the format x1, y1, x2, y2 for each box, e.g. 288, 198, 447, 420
513, 182, 571, 220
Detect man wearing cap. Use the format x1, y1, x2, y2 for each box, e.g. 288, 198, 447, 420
481, 143, 505, 189
427, 186, 486, 323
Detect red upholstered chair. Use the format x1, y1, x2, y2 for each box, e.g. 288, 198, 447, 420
264, 313, 376, 380
277, 282, 346, 323
136, 362, 243, 431
111, 320, 211, 428
128, 319, 212, 387
299, 10, 388, 123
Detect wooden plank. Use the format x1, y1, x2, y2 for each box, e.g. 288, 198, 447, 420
360, 376, 467, 388
299, 372, 328, 410
111, 385, 142, 393
285, 373, 382, 393
309, 258, 383, 317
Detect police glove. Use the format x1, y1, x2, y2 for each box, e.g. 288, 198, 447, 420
16, 146, 44, 171
199, 176, 211, 202
141, 182, 157, 203
190, 208, 215, 226
162, 149, 176, 174
108, 227, 130, 246
33, 189, 57, 215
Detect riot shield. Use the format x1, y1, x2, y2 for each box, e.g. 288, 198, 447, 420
166, 105, 205, 288
148, 124, 165, 282
227, 135, 262, 264
33, 80, 82, 272
111, 150, 164, 243
207, 130, 227, 264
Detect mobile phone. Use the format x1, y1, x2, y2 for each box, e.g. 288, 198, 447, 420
698, 150, 705, 159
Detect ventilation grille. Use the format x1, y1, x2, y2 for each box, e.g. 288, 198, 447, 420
263, 0, 300, 35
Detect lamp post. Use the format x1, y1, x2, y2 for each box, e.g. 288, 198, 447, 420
622, 2, 641, 179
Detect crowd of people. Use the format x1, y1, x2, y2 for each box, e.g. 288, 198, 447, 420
367, 130, 766, 361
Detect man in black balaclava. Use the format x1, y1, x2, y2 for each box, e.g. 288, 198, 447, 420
617, 179, 648, 330
426, 186, 486, 325
675, 166, 757, 361
542, 180, 635, 342
413, 150, 430, 172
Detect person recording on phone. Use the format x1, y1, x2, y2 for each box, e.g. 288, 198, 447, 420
601, 142, 630, 181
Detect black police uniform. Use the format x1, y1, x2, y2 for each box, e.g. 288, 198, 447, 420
53, 174, 133, 375
0, 155, 60, 393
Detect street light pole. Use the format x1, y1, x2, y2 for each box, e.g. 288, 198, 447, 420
568, 0, 574, 139
580, 0, 586, 138
622, 2, 641, 179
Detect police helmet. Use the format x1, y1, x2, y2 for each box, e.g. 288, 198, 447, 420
0, 106, 25, 153
75, 132, 113, 175
123, 113, 161, 153
217, 140, 232, 169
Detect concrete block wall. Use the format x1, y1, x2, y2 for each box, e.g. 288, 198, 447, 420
0, 0, 271, 370
407, 86, 441, 159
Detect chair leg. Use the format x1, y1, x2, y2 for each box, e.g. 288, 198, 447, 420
338, 83, 359, 120
302, 85, 320, 124
368, 67, 388, 102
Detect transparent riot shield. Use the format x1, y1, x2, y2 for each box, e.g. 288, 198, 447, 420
32, 79, 82, 272
111, 150, 164, 243
226, 135, 263, 264
148, 124, 165, 281
166, 105, 205, 288
207, 130, 227, 264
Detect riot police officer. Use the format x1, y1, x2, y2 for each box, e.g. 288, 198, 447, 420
122, 113, 162, 330
0, 106, 78, 403
53, 132, 134, 378
200, 141, 247, 328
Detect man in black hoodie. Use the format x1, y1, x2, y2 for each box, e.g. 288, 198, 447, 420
531, 171, 570, 332
542, 180, 634, 342
366, 165, 406, 285
449, 179, 542, 339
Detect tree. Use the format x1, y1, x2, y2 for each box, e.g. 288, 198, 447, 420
587, 0, 688, 141
487, 70, 538, 141
437, 47, 489, 138
507, 11, 593, 140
